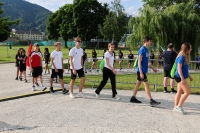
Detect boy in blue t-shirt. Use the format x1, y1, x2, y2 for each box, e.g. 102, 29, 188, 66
195, 54, 199, 70
130, 36, 161, 106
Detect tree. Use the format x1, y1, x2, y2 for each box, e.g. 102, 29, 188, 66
0, 2, 20, 42
73, 0, 109, 45
99, 0, 127, 42
128, 1, 200, 58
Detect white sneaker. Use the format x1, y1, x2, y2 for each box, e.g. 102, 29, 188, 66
76, 92, 86, 98
95, 92, 100, 98
113, 95, 121, 100
32, 85, 36, 91
41, 85, 47, 91
174, 106, 186, 114
69, 93, 75, 99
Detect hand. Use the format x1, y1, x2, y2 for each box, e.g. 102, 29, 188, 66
30, 67, 33, 72
153, 68, 158, 73
189, 76, 193, 81
112, 69, 116, 74
73, 70, 77, 75
55, 69, 58, 73
181, 79, 186, 85
140, 73, 144, 79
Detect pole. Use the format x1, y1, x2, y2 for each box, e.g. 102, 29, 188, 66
7, 42, 8, 57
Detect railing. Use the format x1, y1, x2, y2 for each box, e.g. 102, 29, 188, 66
83, 58, 200, 91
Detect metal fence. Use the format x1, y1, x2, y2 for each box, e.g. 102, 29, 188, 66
83, 58, 200, 91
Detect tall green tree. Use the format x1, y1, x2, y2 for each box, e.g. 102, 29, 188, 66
73, 0, 109, 44
128, 1, 200, 58
0, 2, 20, 42
99, 0, 127, 42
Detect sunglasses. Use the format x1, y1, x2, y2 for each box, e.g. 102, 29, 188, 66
77, 41, 82, 43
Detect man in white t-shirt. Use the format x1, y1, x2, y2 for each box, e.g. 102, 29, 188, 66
49, 42, 69, 94
69, 37, 86, 99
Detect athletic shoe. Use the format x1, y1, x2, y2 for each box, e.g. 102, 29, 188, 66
24, 79, 27, 83
41, 85, 47, 91
150, 99, 161, 107
120, 68, 122, 70
163, 89, 169, 93
76, 92, 86, 98
113, 95, 121, 100
171, 89, 177, 94
15, 77, 18, 80
20, 77, 22, 81
32, 85, 36, 91
62, 88, 69, 94
35, 82, 39, 87
49, 87, 54, 93
95, 92, 100, 98
174, 106, 186, 114
130, 97, 142, 103
69, 93, 75, 99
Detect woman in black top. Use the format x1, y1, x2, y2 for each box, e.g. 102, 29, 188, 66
82, 48, 87, 73
44, 47, 50, 74
90, 49, 98, 72
149, 50, 155, 65
15, 48, 21, 80
118, 49, 123, 70
158, 51, 163, 69
128, 50, 134, 68
18, 49, 27, 82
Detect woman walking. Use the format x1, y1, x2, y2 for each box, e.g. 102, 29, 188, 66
90, 49, 98, 72
15, 48, 21, 80
173, 42, 193, 114
18, 49, 27, 82
118, 49, 123, 70
95, 43, 120, 100
44, 47, 50, 74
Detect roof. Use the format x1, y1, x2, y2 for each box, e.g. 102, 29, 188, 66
15, 30, 43, 35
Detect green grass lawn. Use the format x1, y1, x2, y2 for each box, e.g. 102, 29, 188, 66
63, 73, 200, 94
0, 45, 137, 63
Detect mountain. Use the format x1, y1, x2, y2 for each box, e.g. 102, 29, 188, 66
0, 0, 52, 32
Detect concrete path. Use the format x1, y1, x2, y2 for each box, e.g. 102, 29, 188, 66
0, 63, 200, 133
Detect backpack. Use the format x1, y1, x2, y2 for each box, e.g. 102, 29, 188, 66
99, 59, 105, 71
170, 60, 177, 78
133, 57, 138, 68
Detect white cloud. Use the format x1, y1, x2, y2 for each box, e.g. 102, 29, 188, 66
125, 6, 135, 16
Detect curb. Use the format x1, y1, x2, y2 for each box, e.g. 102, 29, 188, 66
0, 88, 62, 102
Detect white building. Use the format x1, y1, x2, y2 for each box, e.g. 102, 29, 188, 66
13, 30, 44, 41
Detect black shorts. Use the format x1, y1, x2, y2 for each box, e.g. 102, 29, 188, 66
129, 60, 133, 64
93, 59, 98, 62
51, 69, 63, 79
164, 70, 173, 78
45, 60, 49, 64
32, 66, 42, 78
137, 72, 148, 82
174, 76, 181, 83
71, 68, 85, 79
19, 65, 26, 72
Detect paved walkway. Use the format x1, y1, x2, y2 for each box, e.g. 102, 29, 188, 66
0, 63, 200, 133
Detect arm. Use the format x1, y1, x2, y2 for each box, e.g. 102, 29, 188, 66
177, 63, 185, 81
62, 58, 64, 72
51, 58, 57, 71
138, 55, 143, 74
29, 57, 33, 72
148, 62, 157, 72
81, 57, 83, 68
70, 56, 77, 75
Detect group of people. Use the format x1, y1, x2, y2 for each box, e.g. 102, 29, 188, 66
14, 36, 193, 114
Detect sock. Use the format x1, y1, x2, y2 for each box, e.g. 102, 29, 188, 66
164, 87, 167, 91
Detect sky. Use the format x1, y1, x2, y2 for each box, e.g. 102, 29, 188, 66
25, 0, 143, 16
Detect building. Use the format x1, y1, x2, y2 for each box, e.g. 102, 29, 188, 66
12, 30, 44, 41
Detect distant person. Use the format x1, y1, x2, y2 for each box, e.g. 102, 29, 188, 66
29, 43, 47, 91
158, 51, 163, 69
130, 36, 161, 106
95, 43, 120, 100
44, 47, 50, 74
66, 48, 71, 74
49, 42, 69, 94
118, 49, 123, 70
15, 48, 21, 80
173, 43, 193, 114
18, 49, 27, 82
162, 43, 177, 93
69, 37, 86, 99
103, 49, 106, 59
195, 53, 200, 70
82, 48, 87, 73
128, 50, 134, 68
90, 49, 98, 72
149, 50, 155, 65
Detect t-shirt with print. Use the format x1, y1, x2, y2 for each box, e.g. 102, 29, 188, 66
104, 51, 114, 69
119, 52, 123, 59
19, 55, 27, 66
30, 51, 42, 67
69, 47, 83, 70
44, 52, 50, 61
128, 53, 134, 59
51, 50, 63, 69
136, 46, 149, 73
175, 55, 189, 79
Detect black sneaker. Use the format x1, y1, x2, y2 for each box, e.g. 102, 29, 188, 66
15, 77, 18, 80
150, 99, 161, 107
130, 97, 142, 103
24, 79, 27, 83
163, 89, 169, 93
35, 82, 39, 87
171, 89, 177, 94
49, 87, 54, 93
20, 77, 22, 81
62, 88, 69, 94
